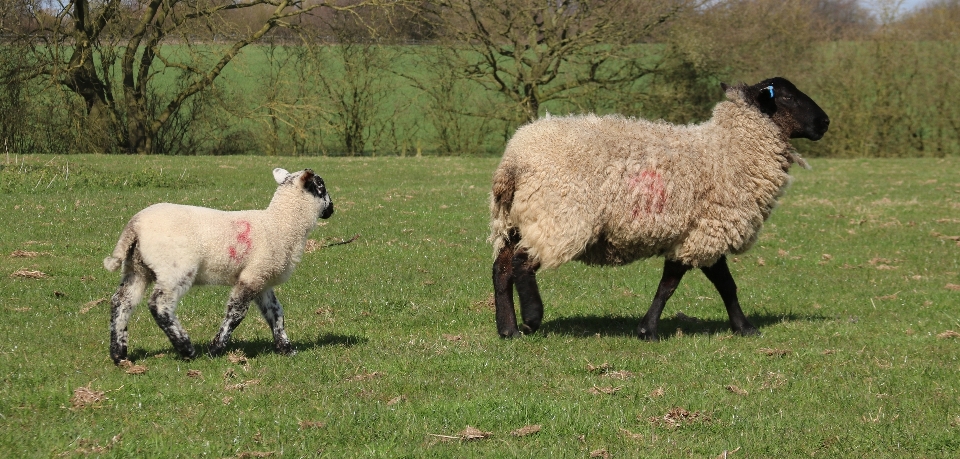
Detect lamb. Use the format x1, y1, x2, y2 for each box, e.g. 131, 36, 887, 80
489, 77, 829, 340
103, 168, 334, 364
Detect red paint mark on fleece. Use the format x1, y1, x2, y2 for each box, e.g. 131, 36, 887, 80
629, 170, 666, 218
228, 220, 253, 262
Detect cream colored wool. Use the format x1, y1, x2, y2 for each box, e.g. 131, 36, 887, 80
104, 169, 330, 292
490, 86, 795, 269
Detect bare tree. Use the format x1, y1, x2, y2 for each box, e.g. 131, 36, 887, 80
5, 0, 386, 153
426, 0, 687, 125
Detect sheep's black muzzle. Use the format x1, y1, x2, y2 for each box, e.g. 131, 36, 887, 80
320, 202, 334, 219
806, 114, 830, 141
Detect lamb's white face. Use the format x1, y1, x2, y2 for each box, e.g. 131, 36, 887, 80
273, 168, 334, 219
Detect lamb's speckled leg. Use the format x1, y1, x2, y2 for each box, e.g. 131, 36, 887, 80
638, 259, 691, 341
512, 249, 543, 335
701, 256, 758, 336
493, 244, 521, 338
148, 276, 197, 360
109, 271, 149, 364
255, 288, 295, 355
209, 284, 256, 357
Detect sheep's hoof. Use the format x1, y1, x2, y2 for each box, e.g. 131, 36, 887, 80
498, 328, 522, 339
637, 326, 660, 342
520, 322, 540, 335
181, 348, 198, 360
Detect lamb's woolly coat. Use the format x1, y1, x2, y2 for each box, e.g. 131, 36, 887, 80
103, 168, 333, 363
490, 88, 794, 269
104, 171, 328, 290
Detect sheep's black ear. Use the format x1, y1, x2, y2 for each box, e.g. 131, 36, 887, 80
720, 82, 730, 91
755, 85, 777, 116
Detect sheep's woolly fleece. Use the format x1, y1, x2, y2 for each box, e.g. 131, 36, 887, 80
490, 86, 797, 269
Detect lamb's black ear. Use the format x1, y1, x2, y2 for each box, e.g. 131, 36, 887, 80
720, 82, 730, 91
755, 84, 777, 116
300, 169, 315, 185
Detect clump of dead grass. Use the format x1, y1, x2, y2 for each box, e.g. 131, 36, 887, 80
70, 386, 106, 410
647, 407, 711, 429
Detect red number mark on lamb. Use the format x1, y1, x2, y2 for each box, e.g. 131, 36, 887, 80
629, 170, 666, 219
228, 220, 253, 262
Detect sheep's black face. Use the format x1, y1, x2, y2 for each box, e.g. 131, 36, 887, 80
747, 77, 830, 141
300, 169, 334, 219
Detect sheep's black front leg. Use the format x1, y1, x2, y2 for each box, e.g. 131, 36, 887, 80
493, 244, 521, 338
512, 249, 543, 334
210, 284, 256, 356
701, 256, 758, 336
255, 289, 295, 355
638, 259, 691, 341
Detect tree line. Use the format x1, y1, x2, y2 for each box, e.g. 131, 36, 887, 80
1, 0, 958, 157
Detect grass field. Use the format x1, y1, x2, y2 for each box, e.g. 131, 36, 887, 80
1, 154, 959, 457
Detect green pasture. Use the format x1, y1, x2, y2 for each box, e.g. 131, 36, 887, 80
1, 155, 959, 457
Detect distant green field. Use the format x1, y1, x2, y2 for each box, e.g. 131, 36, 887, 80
1, 155, 959, 457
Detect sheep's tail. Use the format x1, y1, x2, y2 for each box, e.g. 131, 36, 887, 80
488, 164, 518, 258
103, 224, 138, 272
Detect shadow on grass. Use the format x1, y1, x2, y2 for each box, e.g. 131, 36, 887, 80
126, 333, 367, 362
542, 312, 829, 340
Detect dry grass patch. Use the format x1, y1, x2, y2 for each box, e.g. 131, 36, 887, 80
726, 384, 748, 396
511, 424, 541, 437
80, 298, 108, 313
758, 348, 791, 357
430, 426, 493, 443
70, 386, 106, 410
9, 269, 48, 279
345, 371, 384, 382
298, 420, 326, 429
648, 407, 710, 429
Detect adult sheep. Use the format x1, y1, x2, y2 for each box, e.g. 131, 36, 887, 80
104, 168, 334, 364
489, 77, 829, 340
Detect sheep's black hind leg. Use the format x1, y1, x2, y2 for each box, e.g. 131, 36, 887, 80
109, 271, 149, 364
209, 284, 256, 357
255, 288, 295, 355
512, 249, 543, 335
637, 259, 691, 341
148, 280, 197, 360
493, 243, 521, 338
701, 256, 758, 336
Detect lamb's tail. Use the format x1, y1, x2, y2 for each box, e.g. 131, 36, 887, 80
488, 164, 518, 258
103, 224, 138, 272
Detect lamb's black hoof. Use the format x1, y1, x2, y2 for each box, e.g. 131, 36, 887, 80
208, 344, 226, 357
111, 347, 127, 365
276, 342, 296, 355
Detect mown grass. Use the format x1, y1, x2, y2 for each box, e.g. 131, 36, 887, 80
1, 155, 959, 457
